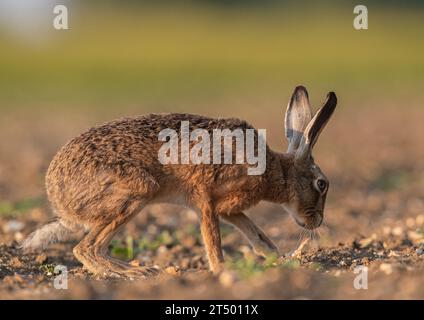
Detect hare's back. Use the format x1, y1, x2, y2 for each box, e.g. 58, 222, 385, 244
48, 113, 255, 172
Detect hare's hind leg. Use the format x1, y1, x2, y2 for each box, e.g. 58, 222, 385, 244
222, 212, 279, 258
73, 206, 159, 278
73, 171, 160, 278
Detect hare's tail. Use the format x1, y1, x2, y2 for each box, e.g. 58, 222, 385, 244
20, 218, 78, 251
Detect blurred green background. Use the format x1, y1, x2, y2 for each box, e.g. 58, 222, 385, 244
0, 0, 423, 114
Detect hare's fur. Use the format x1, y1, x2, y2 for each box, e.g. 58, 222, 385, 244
22, 86, 337, 277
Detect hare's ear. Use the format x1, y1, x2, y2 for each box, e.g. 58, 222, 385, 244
285, 86, 312, 153
296, 92, 337, 160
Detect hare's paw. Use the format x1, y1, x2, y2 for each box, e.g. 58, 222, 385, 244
121, 266, 162, 279
252, 239, 280, 259
249, 230, 279, 258
92, 264, 162, 279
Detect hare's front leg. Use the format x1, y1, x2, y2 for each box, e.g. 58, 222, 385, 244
199, 203, 224, 274
222, 212, 279, 258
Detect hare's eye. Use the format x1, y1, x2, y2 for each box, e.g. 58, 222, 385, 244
315, 179, 327, 194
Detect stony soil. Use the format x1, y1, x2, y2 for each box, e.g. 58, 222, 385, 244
1, 104, 423, 299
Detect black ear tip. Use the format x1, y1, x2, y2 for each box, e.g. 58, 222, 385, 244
327, 91, 337, 104
293, 85, 309, 99
294, 85, 308, 93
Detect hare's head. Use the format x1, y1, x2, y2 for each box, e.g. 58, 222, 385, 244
283, 86, 337, 230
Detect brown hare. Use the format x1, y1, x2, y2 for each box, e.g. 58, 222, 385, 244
22, 86, 337, 277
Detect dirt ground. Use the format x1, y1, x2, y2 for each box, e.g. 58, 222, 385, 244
0, 102, 423, 299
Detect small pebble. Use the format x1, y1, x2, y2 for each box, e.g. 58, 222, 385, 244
358, 237, 373, 248
10, 257, 24, 268
157, 245, 168, 255
408, 231, 423, 241
392, 226, 403, 236
219, 270, 238, 288
164, 266, 182, 277
380, 263, 393, 275
415, 248, 424, 255
14, 232, 24, 242
416, 215, 424, 226
361, 257, 370, 265
4, 274, 25, 285
180, 236, 197, 247
35, 254, 47, 264
2, 220, 25, 233
388, 250, 400, 257
129, 259, 140, 267
406, 218, 415, 228
382, 227, 391, 235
